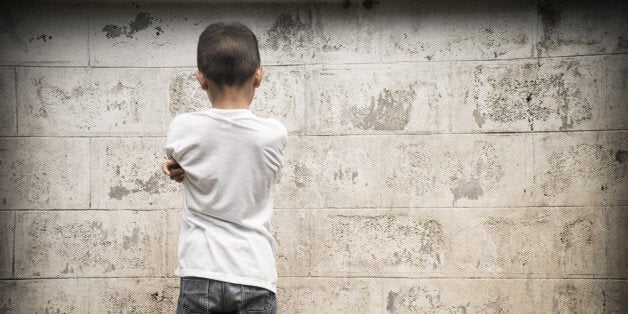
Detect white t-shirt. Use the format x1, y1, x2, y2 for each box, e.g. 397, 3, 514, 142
164, 108, 288, 293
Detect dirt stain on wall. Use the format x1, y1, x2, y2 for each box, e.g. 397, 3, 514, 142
540, 139, 626, 199
102, 12, 161, 39
347, 87, 415, 131
470, 60, 594, 131
108, 172, 176, 200
326, 214, 444, 271
450, 177, 484, 203
386, 286, 443, 313
264, 9, 314, 52
292, 161, 313, 188
168, 72, 205, 116
537, 1, 560, 52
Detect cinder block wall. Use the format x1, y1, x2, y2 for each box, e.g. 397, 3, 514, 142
0, 0, 626, 312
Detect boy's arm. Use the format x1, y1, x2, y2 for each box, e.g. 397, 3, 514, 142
162, 118, 186, 183
162, 158, 184, 182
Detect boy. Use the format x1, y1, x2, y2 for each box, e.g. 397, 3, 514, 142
162, 21, 287, 314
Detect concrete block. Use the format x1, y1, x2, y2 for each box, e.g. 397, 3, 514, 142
527, 131, 627, 206
0, 279, 89, 313
604, 56, 628, 130
277, 277, 382, 314
14, 210, 165, 278
449, 208, 527, 277
536, 0, 628, 57
537, 279, 608, 312
165, 210, 180, 277
0, 3, 88, 66
165, 69, 205, 116
272, 209, 311, 276
381, 134, 526, 207
606, 206, 628, 278
0, 137, 90, 210
521, 207, 606, 277
305, 64, 450, 134
17, 67, 166, 136
379, 0, 534, 62
452, 56, 608, 132
311, 209, 451, 277
0, 212, 14, 278
166, 66, 305, 134
91, 137, 183, 209
254, 4, 314, 65
273, 135, 386, 208
0, 67, 16, 136
89, 278, 180, 313
275, 134, 526, 208
252, 66, 306, 134
383, 278, 541, 313
304, 3, 379, 64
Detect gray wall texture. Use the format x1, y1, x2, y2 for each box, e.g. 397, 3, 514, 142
0, 0, 626, 312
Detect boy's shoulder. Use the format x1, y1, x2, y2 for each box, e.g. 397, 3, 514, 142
265, 117, 288, 137
169, 111, 205, 125
170, 110, 287, 137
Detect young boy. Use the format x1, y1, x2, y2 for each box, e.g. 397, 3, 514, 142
162, 21, 287, 314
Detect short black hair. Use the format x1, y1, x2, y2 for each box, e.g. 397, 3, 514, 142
197, 21, 261, 88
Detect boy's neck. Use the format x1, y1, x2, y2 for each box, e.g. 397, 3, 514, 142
208, 82, 254, 110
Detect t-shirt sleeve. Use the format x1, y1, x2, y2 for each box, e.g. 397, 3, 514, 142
276, 120, 289, 170
164, 116, 185, 161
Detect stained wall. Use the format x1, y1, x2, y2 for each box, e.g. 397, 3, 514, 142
0, 0, 626, 312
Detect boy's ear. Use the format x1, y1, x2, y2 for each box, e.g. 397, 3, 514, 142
196, 70, 209, 91
253, 66, 264, 88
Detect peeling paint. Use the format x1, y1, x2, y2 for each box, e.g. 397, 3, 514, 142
108, 172, 175, 200
615, 149, 627, 164
552, 282, 578, 313
386, 291, 398, 313
537, 1, 560, 53
450, 177, 484, 204
292, 161, 312, 188
102, 12, 158, 39
469, 60, 594, 131
485, 295, 507, 312
540, 140, 625, 198
333, 166, 358, 184
123, 227, 140, 250
109, 185, 130, 200
385, 286, 443, 312
560, 218, 594, 250
168, 71, 205, 116
325, 214, 444, 271
28, 34, 53, 42
348, 87, 415, 131
264, 10, 312, 52
472, 108, 486, 128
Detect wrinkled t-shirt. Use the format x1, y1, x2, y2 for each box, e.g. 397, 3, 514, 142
164, 108, 288, 293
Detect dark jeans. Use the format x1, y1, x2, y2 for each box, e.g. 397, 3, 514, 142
176, 276, 277, 314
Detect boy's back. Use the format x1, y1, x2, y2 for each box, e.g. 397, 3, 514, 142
164, 21, 284, 313
165, 107, 287, 294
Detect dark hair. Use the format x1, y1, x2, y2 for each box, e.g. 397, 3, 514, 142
197, 21, 261, 88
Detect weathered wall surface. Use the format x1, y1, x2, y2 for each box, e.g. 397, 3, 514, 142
0, 0, 626, 312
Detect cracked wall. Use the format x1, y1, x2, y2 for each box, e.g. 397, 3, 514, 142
0, 0, 626, 312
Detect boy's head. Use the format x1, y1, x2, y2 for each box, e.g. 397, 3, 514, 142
196, 21, 262, 90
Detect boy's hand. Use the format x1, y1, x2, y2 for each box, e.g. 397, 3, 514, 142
162, 158, 185, 183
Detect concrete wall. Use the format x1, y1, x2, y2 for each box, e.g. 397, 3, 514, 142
0, 0, 626, 312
